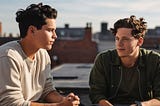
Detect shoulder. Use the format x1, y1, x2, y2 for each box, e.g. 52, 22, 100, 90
140, 48, 160, 57
0, 41, 22, 58
140, 48, 160, 64
97, 49, 117, 59
0, 41, 25, 68
95, 49, 118, 64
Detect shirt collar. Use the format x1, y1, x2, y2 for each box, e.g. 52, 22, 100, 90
111, 49, 145, 67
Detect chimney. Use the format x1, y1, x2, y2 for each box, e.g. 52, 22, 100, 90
86, 22, 92, 28
65, 24, 69, 28
84, 22, 92, 41
0, 22, 2, 36
101, 22, 108, 34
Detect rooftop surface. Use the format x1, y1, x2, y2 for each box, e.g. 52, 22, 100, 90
51, 63, 93, 88
51, 63, 94, 106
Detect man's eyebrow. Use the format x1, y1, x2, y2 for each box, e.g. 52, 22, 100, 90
48, 27, 56, 30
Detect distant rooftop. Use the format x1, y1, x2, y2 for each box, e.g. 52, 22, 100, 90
56, 23, 92, 40
56, 28, 85, 40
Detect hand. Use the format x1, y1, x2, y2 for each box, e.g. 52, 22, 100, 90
99, 99, 113, 106
59, 93, 80, 106
67, 93, 80, 101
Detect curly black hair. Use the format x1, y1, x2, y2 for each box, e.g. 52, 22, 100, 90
110, 15, 147, 39
16, 3, 57, 38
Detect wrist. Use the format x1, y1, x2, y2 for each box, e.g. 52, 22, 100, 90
99, 99, 113, 106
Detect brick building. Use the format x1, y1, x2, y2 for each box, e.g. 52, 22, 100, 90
142, 36, 160, 50
48, 23, 98, 68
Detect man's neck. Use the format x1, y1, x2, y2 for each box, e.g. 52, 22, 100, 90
19, 39, 38, 60
120, 47, 140, 68
121, 51, 139, 68
121, 57, 137, 68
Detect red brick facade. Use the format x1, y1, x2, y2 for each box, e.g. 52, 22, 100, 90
143, 37, 160, 49
48, 27, 98, 68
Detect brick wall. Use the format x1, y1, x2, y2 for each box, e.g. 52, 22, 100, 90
143, 37, 160, 49
48, 27, 98, 68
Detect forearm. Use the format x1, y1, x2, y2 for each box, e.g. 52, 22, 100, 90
44, 90, 65, 103
89, 88, 107, 104
30, 102, 60, 106
30, 91, 64, 106
99, 99, 113, 106
30, 92, 80, 106
141, 98, 160, 106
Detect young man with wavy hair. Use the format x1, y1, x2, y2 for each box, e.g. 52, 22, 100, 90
89, 15, 160, 106
0, 3, 80, 106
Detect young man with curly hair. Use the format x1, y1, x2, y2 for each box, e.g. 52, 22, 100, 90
0, 3, 80, 106
89, 15, 160, 106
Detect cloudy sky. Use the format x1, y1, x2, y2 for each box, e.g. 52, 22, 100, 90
0, 0, 160, 36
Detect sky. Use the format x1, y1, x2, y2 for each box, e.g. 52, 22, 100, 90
0, 0, 160, 36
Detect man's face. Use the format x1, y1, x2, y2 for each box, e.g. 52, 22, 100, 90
115, 28, 140, 58
33, 18, 57, 50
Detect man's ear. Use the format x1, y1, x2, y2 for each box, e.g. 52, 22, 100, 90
137, 37, 144, 46
29, 25, 36, 34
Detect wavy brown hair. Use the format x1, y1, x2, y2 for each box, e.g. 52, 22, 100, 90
16, 3, 57, 38
110, 15, 147, 39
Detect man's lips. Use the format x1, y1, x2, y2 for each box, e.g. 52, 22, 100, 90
50, 41, 54, 45
117, 48, 125, 51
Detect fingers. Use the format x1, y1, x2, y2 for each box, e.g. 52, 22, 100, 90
72, 100, 80, 105
67, 92, 75, 98
66, 93, 80, 106
74, 95, 80, 101
67, 92, 80, 101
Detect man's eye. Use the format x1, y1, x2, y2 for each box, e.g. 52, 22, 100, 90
48, 29, 54, 32
122, 38, 129, 41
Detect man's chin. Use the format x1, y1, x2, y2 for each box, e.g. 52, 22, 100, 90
44, 46, 52, 50
46, 47, 52, 50
118, 54, 128, 58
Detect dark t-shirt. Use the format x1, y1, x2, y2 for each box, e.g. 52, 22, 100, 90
110, 66, 141, 104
